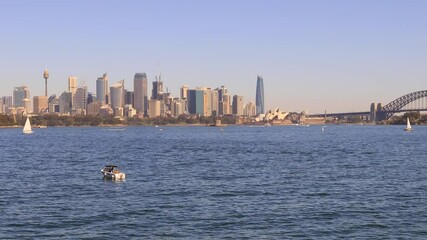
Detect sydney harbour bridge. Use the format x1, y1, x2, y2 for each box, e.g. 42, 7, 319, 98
309, 90, 427, 122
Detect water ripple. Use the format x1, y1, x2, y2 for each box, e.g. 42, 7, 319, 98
1, 126, 427, 238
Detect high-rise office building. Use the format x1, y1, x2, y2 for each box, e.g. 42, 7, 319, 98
124, 90, 134, 107
148, 99, 161, 118
171, 98, 186, 117
216, 85, 233, 116
151, 74, 163, 100
219, 94, 231, 116
68, 76, 78, 95
13, 85, 30, 108
244, 102, 256, 117
210, 89, 219, 116
187, 89, 204, 115
59, 91, 73, 114
87, 101, 102, 116
180, 85, 189, 100
201, 87, 212, 117
134, 73, 148, 115
217, 86, 227, 105
1, 96, 12, 113
110, 80, 124, 109
33, 96, 48, 114
96, 73, 109, 105
232, 95, 244, 116
87, 92, 95, 105
22, 98, 31, 113
73, 86, 88, 113
256, 75, 265, 115
48, 95, 59, 113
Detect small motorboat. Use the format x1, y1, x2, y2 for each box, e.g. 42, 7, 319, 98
101, 165, 126, 180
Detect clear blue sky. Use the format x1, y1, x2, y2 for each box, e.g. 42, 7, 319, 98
1, 0, 426, 113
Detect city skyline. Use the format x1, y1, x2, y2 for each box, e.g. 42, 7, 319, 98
1, 0, 426, 113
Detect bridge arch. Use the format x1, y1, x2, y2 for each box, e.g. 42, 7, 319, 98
378, 90, 427, 120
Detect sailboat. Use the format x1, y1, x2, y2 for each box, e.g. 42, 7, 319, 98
23, 117, 33, 134
404, 117, 412, 132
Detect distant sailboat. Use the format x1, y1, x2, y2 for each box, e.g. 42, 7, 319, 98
23, 117, 33, 134
404, 117, 413, 132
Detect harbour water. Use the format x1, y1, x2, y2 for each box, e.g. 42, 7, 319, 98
1, 125, 426, 239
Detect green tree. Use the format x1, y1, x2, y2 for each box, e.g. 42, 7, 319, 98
0, 114, 15, 126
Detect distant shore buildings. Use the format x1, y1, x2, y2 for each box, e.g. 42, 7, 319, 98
1, 70, 272, 122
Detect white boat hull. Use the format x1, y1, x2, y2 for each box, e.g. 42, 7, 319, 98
101, 169, 125, 180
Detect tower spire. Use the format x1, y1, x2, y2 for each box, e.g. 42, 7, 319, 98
43, 68, 49, 97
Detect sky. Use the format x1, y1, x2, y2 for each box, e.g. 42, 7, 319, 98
0, 0, 426, 114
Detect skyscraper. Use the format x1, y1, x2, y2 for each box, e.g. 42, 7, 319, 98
148, 99, 161, 118
59, 92, 72, 114
256, 75, 264, 115
201, 87, 212, 117
68, 76, 78, 95
73, 86, 88, 113
219, 94, 231, 116
232, 95, 244, 116
2, 96, 12, 113
124, 90, 134, 107
211, 89, 219, 116
22, 98, 31, 113
133, 73, 148, 115
33, 96, 48, 114
187, 89, 204, 115
110, 80, 124, 109
151, 74, 163, 100
217, 86, 230, 116
96, 73, 109, 105
244, 102, 256, 117
180, 85, 189, 100
13, 85, 30, 108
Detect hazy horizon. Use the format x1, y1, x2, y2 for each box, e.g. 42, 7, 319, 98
1, 0, 426, 114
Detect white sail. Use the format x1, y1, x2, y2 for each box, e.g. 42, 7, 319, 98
23, 117, 33, 134
404, 117, 412, 132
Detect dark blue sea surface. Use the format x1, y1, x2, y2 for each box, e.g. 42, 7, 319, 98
1, 125, 426, 239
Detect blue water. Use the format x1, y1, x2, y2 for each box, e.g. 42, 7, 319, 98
1, 125, 426, 239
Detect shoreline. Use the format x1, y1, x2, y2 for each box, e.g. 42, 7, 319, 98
1, 123, 421, 129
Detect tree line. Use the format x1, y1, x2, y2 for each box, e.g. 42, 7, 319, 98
1, 112, 426, 127
0, 114, 236, 127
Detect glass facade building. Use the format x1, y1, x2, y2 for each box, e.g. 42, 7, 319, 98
134, 73, 148, 116
96, 73, 109, 105
188, 89, 204, 115
256, 75, 264, 115
13, 85, 30, 108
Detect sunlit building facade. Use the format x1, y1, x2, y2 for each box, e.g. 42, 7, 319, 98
96, 73, 109, 105
68, 76, 78, 95
232, 95, 244, 116
134, 73, 148, 116
33, 96, 48, 114
256, 75, 264, 115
